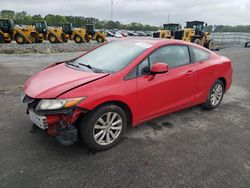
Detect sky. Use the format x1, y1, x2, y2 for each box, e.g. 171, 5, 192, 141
1, 0, 250, 26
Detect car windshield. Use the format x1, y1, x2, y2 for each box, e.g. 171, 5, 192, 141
71, 41, 151, 73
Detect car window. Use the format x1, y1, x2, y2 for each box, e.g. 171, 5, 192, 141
138, 58, 150, 76
73, 41, 150, 73
192, 47, 210, 62
149, 45, 190, 68
125, 68, 137, 80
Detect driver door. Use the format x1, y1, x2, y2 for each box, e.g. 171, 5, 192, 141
137, 45, 197, 122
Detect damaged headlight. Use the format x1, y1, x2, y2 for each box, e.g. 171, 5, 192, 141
36, 97, 86, 110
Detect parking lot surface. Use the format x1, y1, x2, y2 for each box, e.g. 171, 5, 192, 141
0, 48, 249, 188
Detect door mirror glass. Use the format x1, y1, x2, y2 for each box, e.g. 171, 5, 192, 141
150, 63, 168, 74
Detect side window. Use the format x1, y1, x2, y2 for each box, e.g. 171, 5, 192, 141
149, 45, 190, 68
192, 47, 210, 62
124, 67, 137, 80
138, 58, 150, 76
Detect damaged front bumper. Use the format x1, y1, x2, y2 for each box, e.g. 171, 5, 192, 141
23, 94, 87, 145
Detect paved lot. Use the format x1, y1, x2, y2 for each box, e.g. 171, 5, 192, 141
0, 48, 249, 188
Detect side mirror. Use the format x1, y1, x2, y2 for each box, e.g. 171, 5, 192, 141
150, 63, 168, 74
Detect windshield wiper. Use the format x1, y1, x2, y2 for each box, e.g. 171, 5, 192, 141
66, 61, 81, 69
79, 63, 104, 73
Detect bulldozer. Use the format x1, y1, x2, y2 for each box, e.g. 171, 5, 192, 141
174, 21, 215, 50
0, 18, 36, 44
32, 20, 64, 43
85, 24, 107, 43
61, 22, 87, 43
153, 23, 181, 39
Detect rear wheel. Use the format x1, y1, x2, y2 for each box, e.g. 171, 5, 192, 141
48, 33, 58, 43
15, 34, 26, 44
0, 34, 4, 43
74, 34, 83, 43
31, 33, 40, 43
205, 39, 216, 50
202, 80, 224, 110
61, 34, 68, 43
80, 104, 127, 151
192, 38, 202, 46
96, 36, 104, 43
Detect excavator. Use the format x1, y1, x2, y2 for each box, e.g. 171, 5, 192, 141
174, 21, 215, 50
0, 18, 36, 44
153, 23, 181, 39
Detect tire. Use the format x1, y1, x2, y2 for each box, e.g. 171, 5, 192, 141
204, 39, 216, 50
96, 36, 104, 43
15, 34, 26, 44
74, 34, 83, 43
80, 104, 127, 151
202, 80, 225, 110
0, 34, 4, 43
153, 32, 160, 38
61, 34, 68, 43
48, 33, 58, 43
192, 38, 202, 45
31, 33, 40, 43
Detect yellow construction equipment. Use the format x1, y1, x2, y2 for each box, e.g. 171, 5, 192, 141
61, 22, 87, 43
153, 23, 181, 39
0, 18, 35, 44
174, 21, 215, 50
85, 24, 107, 43
32, 21, 64, 43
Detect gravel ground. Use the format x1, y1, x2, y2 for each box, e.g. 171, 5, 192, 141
0, 37, 236, 54
0, 47, 249, 187
0, 41, 101, 54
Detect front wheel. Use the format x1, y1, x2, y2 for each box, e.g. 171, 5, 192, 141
48, 33, 58, 43
202, 80, 225, 110
15, 34, 26, 44
80, 104, 127, 151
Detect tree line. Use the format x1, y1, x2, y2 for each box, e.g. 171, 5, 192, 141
1, 10, 250, 32
0, 10, 160, 31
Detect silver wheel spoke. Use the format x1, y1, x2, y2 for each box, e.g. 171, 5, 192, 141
106, 131, 111, 144
106, 112, 112, 123
109, 130, 116, 139
94, 125, 105, 130
111, 126, 122, 130
98, 131, 106, 143
112, 119, 122, 126
94, 130, 104, 139
97, 118, 106, 126
110, 113, 117, 124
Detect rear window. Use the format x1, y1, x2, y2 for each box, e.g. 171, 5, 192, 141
192, 47, 210, 62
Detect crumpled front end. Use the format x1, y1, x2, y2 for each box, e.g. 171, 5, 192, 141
22, 93, 87, 145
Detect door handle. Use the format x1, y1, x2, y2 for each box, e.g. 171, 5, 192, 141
186, 70, 194, 76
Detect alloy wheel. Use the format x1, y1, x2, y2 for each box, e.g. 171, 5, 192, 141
210, 83, 223, 106
93, 112, 123, 145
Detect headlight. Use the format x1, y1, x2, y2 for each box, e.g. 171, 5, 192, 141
36, 97, 86, 110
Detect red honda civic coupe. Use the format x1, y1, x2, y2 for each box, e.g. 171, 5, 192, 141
22, 39, 232, 150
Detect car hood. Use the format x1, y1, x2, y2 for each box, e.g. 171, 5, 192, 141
24, 63, 108, 98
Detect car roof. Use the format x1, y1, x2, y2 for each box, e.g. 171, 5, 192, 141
117, 38, 193, 46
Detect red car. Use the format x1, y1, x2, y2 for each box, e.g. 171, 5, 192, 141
22, 39, 232, 150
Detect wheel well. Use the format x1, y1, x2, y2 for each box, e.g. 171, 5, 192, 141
218, 77, 226, 90
93, 101, 133, 127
